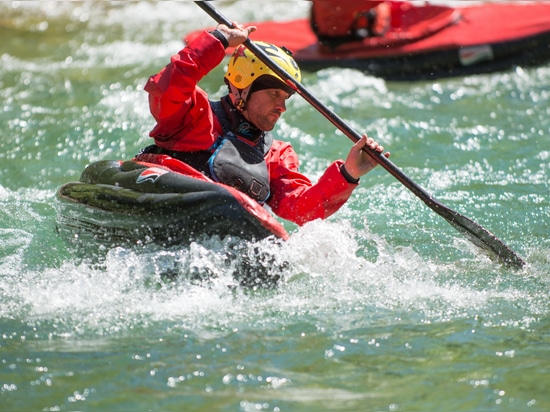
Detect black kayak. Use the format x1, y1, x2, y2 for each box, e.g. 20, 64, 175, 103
55, 158, 289, 250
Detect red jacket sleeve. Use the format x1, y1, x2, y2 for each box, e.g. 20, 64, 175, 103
266, 140, 357, 226
145, 31, 225, 151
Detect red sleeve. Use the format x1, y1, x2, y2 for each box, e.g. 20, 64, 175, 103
266, 140, 357, 226
145, 31, 226, 151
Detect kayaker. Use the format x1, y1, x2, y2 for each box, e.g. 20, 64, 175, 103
311, 1, 391, 45
139, 23, 389, 226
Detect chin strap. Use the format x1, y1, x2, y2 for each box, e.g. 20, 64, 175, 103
228, 83, 252, 111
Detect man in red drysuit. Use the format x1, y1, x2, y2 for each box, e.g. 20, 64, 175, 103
139, 23, 389, 226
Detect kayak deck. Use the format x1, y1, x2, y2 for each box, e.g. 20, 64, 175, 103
55, 159, 289, 250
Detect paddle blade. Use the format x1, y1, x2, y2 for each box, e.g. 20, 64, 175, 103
431, 201, 525, 269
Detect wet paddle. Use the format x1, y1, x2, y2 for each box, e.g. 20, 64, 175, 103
195, 1, 525, 270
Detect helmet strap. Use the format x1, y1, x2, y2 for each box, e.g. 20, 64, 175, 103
228, 83, 252, 111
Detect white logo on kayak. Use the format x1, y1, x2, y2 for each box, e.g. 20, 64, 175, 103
136, 167, 168, 184
459, 45, 494, 66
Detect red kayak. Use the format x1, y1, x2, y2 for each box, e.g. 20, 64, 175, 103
185, 1, 550, 81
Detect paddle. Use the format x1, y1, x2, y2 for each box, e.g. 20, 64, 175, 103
194, 1, 525, 270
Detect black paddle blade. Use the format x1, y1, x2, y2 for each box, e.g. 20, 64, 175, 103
430, 200, 525, 269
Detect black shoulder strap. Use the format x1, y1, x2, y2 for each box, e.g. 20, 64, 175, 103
210, 100, 232, 135
262, 131, 273, 156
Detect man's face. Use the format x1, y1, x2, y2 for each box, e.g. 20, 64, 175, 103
242, 88, 291, 131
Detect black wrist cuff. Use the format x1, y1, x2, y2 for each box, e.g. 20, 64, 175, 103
209, 30, 229, 49
340, 164, 360, 184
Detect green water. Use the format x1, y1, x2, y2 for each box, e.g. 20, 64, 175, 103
1, 2, 549, 411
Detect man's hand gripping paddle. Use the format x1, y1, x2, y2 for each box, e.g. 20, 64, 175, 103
195, 1, 526, 270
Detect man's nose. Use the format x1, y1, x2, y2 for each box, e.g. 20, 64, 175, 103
275, 98, 286, 112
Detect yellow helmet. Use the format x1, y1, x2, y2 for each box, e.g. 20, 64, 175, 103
225, 41, 301, 108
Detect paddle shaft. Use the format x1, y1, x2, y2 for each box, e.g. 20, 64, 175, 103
194, 1, 525, 269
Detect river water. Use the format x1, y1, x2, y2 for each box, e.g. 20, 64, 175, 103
1, 2, 549, 411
